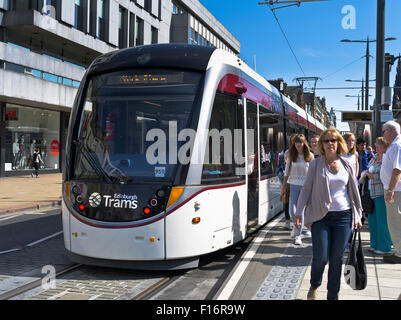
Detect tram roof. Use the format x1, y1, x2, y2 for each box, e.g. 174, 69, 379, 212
88, 44, 217, 76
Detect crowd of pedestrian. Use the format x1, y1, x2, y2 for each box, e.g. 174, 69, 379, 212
280, 120, 401, 300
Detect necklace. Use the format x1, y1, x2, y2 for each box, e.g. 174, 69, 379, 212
326, 158, 340, 174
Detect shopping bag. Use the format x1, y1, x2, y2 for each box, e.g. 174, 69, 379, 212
343, 228, 367, 290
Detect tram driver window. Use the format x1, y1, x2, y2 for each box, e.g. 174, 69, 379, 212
201, 92, 244, 184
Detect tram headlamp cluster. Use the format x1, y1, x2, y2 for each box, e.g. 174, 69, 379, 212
141, 187, 170, 217
71, 184, 85, 211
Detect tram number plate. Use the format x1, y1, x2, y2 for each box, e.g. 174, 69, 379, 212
155, 167, 166, 178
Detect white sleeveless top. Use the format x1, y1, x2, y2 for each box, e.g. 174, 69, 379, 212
325, 163, 351, 211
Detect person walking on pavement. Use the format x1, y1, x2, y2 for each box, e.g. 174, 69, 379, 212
357, 137, 369, 179
280, 134, 313, 245
309, 134, 320, 158
294, 128, 363, 300
361, 137, 392, 255
342, 132, 359, 179
282, 134, 297, 231
380, 120, 401, 264
31, 147, 44, 178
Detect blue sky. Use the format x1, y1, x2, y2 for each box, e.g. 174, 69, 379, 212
200, 0, 401, 131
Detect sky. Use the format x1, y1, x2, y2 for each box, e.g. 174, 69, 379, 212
199, 0, 401, 132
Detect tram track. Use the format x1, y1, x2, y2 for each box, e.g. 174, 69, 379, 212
0, 261, 180, 301
0, 263, 83, 300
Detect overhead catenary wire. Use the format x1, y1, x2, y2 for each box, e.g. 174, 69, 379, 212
321, 55, 366, 80
269, 7, 307, 77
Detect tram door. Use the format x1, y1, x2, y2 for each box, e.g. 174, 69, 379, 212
246, 100, 259, 232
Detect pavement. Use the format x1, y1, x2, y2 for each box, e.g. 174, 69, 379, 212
0, 172, 400, 300
0, 173, 62, 215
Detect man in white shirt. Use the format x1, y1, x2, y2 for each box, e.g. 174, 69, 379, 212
380, 120, 401, 263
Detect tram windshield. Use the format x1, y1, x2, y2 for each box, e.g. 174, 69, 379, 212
73, 69, 202, 182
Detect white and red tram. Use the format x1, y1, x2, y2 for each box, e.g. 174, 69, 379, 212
62, 44, 325, 270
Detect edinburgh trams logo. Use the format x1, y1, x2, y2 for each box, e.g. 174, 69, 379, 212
88, 192, 138, 209
89, 192, 102, 207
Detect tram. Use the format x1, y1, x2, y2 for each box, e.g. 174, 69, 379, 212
62, 44, 325, 270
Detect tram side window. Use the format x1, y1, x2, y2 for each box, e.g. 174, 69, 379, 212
259, 105, 283, 177
201, 92, 244, 184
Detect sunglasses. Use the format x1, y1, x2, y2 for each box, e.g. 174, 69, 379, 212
323, 139, 337, 144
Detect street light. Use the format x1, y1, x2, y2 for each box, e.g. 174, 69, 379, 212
340, 37, 396, 113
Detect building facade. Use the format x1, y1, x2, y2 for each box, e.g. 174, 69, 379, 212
0, 0, 240, 177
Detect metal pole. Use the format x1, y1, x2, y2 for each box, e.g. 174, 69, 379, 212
375, 0, 385, 141
365, 38, 370, 111
362, 79, 364, 111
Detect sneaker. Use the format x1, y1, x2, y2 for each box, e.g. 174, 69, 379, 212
307, 287, 317, 300
374, 250, 391, 255
284, 220, 292, 230
303, 230, 312, 237
294, 235, 302, 245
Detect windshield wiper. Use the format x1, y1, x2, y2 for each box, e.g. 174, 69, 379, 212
73, 140, 114, 183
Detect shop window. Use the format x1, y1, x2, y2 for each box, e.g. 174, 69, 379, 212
4, 104, 60, 172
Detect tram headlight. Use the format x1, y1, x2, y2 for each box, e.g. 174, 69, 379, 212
156, 189, 165, 198
149, 198, 158, 207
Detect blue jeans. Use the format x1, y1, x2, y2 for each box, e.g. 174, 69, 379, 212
289, 184, 304, 236
310, 210, 352, 300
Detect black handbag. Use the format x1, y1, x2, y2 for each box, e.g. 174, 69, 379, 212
344, 228, 367, 290
360, 178, 375, 214
361, 192, 375, 214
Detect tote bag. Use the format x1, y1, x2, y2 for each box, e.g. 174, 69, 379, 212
343, 228, 367, 290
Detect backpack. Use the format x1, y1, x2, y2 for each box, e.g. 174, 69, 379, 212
33, 152, 38, 162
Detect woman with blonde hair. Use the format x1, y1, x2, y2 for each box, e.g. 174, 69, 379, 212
280, 134, 313, 245
361, 137, 392, 254
342, 132, 359, 178
294, 128, 362, 300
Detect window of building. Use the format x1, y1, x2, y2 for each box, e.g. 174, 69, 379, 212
151, 26, 158, 44
4, 61, 24, 73
44, 0, 58, 18
201, 92, 244, 184
97, 0, 108, 41
118, 6, 128, 49
144, 0, 151, 13
129, 12, 135, 47
172, 2, 184, 14
135, 16, 144, 46
74, 0, 86, 32
4, 104, 60, 172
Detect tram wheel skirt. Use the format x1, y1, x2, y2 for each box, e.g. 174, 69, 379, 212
67, 251, 200, 271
